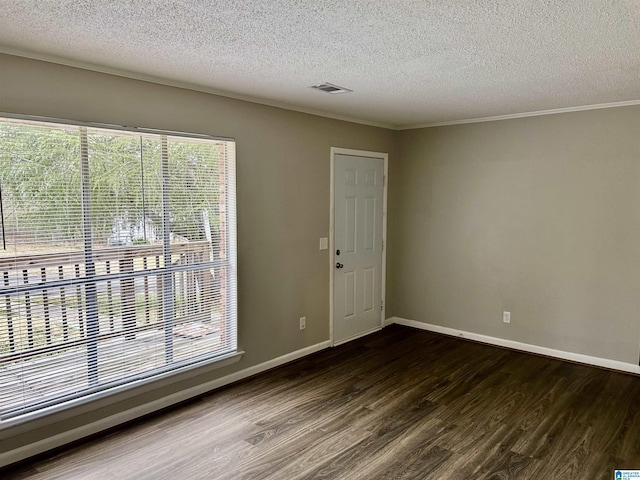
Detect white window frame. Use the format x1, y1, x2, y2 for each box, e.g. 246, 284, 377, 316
0, 114, 241, 425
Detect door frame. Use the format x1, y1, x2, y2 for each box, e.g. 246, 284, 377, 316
330, 147, 388, 346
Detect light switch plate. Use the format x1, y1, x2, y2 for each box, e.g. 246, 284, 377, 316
319, 237, 328, 250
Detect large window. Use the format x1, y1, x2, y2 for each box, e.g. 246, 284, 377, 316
0, 117, 237, 419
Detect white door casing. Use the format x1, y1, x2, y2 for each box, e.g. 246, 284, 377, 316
331, 149, 387, 345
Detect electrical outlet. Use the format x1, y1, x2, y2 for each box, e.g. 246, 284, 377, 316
299, 316, 306, 330
503, 311, 511, 324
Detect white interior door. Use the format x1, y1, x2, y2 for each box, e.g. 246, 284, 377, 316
333, 152, 385, 344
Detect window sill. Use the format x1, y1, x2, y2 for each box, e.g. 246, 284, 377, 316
1, 350, 244, 433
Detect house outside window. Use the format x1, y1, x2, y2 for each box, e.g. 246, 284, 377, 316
0, 116, 237, 420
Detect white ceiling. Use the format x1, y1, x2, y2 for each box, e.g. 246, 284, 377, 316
1, 0, 639, 129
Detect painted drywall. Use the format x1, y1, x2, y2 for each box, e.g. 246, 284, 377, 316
3, 50, 640, 462
389, 106, 640, 365
0, 53, 397, 456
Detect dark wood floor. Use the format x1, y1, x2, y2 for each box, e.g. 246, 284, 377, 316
5, 324, 640, 479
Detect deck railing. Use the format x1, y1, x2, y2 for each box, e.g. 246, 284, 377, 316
0, 241, 223, 362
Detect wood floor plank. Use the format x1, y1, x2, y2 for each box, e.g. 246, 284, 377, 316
342, 417, 454, 480
227, 407, 374, 480
4, 324, 640, 479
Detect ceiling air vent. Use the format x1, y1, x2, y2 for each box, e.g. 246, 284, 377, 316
310, 82, 353, 94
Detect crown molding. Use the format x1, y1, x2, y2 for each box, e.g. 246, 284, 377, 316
398, 99, 640, 130
0, 48, 395, 130
3, 48, 640, 131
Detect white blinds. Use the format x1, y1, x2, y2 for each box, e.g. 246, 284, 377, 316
0, 117, 237, 419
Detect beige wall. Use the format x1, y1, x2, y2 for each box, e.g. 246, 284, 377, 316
390, 107, 640, 365
3, 51, 640, 459
0, 54, 397, 455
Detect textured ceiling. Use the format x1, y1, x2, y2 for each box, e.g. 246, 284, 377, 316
0, 1, 639, 128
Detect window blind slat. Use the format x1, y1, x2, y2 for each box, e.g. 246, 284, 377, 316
0, 118, 237, 420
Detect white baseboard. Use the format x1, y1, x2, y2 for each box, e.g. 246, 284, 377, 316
333, 326, 382, 346
8, 318, 636, 468
1, 340, 332, 468
387, 316, 640, 375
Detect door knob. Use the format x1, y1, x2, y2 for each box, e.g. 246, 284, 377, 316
336, 262, 344, 269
